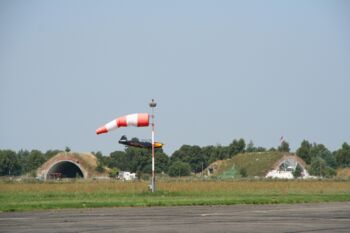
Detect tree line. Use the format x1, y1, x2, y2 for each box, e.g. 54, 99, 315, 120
0, 139, 350, 177
0, 149, 62, 176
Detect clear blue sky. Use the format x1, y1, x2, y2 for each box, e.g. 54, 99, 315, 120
1, 0, 349, 155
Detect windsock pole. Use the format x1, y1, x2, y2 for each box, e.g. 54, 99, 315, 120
149, 99, 157, 192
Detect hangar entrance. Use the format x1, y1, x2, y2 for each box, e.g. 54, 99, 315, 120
46, 161, 84, 179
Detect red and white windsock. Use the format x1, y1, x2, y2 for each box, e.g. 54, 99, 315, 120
96, 113, 149, 135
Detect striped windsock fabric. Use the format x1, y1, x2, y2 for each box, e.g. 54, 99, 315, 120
96, 113, 149, 134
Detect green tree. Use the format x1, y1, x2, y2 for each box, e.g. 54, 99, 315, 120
107, 143, 167, 174
0, 150, 21, 176
16, 149, 30, 174
216, 145, 230, 160
245, 140, 266, 153
25, 150, 46, 173
311, 144, 336, 168
201, 146, 216, 164
256, 147, 266, 152
309, 157, 326, 177
229, 138, 246, 156
171, 145, 201, 172
335, 143, 350, 167
297, 141, 336, 167
95, 162, 104, 173
246, 140, 256, 153
138, 151, 169, 174
108, 167, 119, 178
200, 145, 229, 165
296, 140, 312, 164
171, 145, 194, 164
278, 141, 290, 152
124, 147, 149, 172
168, 161, 191, 177
154, 151, 170, 173
324, 166, 336, 178
309, 157, 336, 178
107, 151, 128, 170
293, 164, 303, 178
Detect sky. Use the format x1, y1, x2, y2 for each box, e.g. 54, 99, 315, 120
1, 0, 349, 156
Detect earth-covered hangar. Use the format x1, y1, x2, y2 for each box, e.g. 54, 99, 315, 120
36, 152, 102, 180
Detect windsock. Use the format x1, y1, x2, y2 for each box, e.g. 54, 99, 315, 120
96, 113, 149, 135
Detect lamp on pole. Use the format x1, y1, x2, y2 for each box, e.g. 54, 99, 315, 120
149, 99, 157, 192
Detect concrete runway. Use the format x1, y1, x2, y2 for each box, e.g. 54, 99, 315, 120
1, 202, 350, 233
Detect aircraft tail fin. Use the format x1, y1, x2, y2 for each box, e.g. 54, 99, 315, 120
119, 135, 127, 143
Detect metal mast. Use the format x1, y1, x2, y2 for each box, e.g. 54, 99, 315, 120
149, 99, 157, 192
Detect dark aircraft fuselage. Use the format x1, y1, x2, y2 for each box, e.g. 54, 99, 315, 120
118, 136, 163, 149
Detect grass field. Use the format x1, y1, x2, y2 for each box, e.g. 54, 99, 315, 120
1, 180, 350, 212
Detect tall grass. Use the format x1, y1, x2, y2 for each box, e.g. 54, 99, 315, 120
0, 180, 349, 212
337, 168, 350, 179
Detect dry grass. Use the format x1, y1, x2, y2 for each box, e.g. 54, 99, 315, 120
1, 180, 349, 195
158, 180, 350, 195
0, 180, 148, 193
337, 168, 350, 179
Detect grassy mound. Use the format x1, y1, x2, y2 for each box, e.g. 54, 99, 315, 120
207, 152, 286, 178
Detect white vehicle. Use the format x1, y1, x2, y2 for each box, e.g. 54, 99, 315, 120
118, 171, 137, 181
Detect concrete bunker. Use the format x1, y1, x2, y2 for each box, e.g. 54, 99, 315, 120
46, 160, 85, 179
37, 152, 108, 180
266, 155, 310, 179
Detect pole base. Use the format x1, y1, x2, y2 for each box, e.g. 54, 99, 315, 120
151, 176, 156, 192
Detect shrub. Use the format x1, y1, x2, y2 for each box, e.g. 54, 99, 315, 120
309, 157, 336, 178
108, 168, 119, 178
293, 164, 303, 178
239, 168, 248, 177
